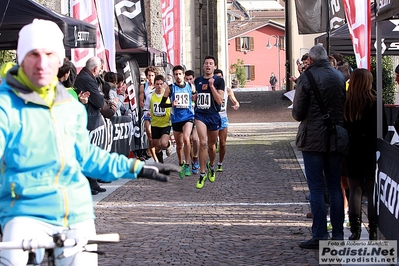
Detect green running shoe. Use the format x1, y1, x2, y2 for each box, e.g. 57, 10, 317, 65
179, 162, 185, 179
184, 164, 191, 176
196, 174, 206, 189
207, 162, 216, 182
327, 223, 333, 232
216, 164, 223, 172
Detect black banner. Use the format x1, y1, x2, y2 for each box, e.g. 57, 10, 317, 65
375, 139, 399, 241
89, 115, 132, 155
384, 105, 399, 144
295, 0, 346, 34
110, 116, 133, 156
328, 0, 346, 31
89, 115, 112, 150
116, 56, 145, 152
114, 0, 147, 49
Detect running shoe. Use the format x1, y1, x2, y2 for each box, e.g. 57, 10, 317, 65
327, 223, 333, 232
191, 157, 199, 174
196, 174, 207, 189
166, 140, 173, 157
179, 161, 185, 179
207, 162, 216, 182
344, 214, 350, 228
184, 164, 191, 176
192, 166, 199, 174
216, 163, 223, 172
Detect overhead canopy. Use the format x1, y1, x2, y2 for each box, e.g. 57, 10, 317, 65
0, 0, 96, 50
376, 1, 399, 21
315, 14, 399, 55
115, 30, 166, 68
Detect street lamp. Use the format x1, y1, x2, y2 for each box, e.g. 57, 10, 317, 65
266, 35, 282, 91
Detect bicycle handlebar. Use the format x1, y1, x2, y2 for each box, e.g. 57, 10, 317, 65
0, 233, 120, 251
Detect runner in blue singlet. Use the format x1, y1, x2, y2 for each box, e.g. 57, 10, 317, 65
193, 56, 225, 189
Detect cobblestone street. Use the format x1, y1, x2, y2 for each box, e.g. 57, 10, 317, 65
94, 122, 324, 265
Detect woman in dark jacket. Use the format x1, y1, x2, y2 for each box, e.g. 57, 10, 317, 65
343, 68, 388, 240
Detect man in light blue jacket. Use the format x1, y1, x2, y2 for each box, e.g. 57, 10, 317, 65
0, 19, 178, 265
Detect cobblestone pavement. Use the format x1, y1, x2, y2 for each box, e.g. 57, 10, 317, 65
93, 92, 376, 265
94, 122, 324, 265
227, 90, 294, 124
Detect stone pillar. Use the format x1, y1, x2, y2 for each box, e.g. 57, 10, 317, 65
193, 0, 227, 79
145, 0, 164, 52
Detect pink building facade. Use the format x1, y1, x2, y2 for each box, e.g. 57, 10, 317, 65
228, 23, 286, 90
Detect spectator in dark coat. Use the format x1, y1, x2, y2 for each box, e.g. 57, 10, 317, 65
75, 56, 104, 129
74, 56, 106, 195
293, 44, 346, 249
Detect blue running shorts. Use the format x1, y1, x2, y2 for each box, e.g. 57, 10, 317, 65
219, 116, 229, 130
195, 113, 221, 131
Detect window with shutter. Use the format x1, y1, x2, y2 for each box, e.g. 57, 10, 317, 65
241, 37, 249, 50
250, 65, 255, 80
244, 65, 249, 80
235, 37, 241, 51
243, 65, 256, 81
236, 37, 252, 52
279, 36, 285, 50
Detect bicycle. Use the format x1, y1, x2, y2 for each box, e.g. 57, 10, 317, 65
0, 232, 119, 266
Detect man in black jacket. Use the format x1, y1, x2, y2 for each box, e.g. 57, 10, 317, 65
292, 45, 346, 249
75, 56, 106, 195
75, 56, 104, 130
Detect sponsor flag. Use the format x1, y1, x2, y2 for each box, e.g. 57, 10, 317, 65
161, 0, 181, 65
114, 0, 147, 49
343, 0, 371, 69
295, 0, 346, 34
96, 0, 116, 71
70, 0, 109, 72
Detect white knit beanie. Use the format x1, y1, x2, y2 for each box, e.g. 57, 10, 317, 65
17, 19, 65, 67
